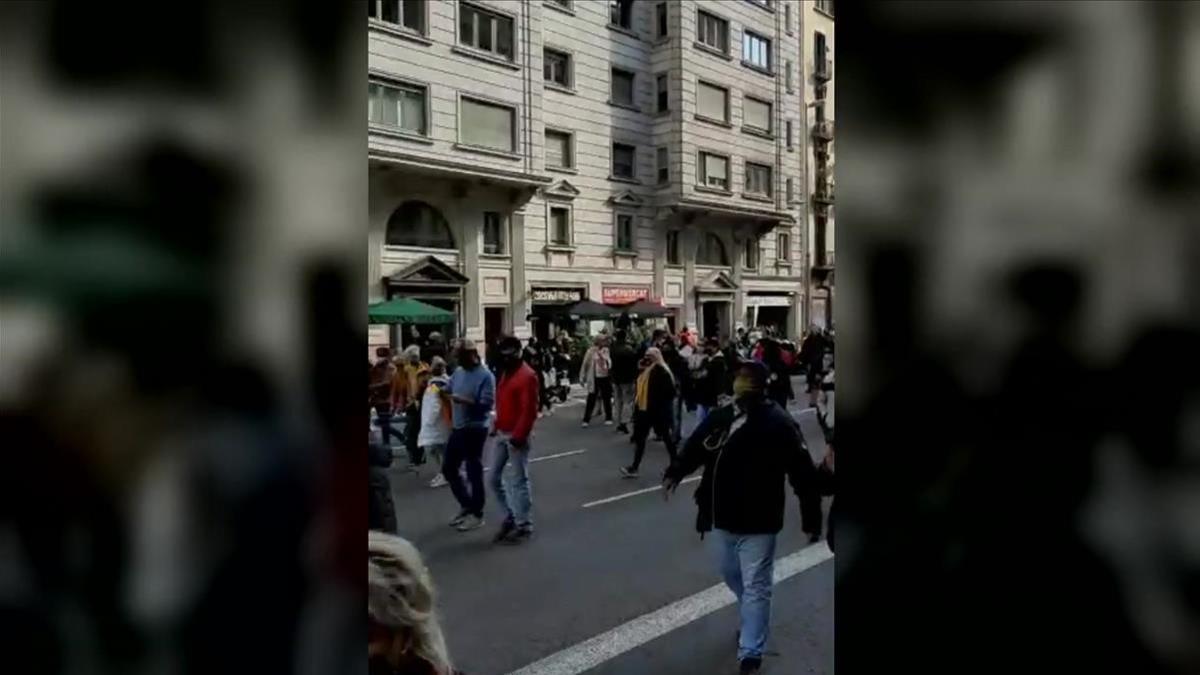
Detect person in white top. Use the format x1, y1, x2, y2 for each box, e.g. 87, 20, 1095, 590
418, 357, 454, 488
578, 335, 613, 427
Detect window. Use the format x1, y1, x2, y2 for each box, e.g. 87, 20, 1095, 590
386, 201, 454, 248
744, 97, 772, 133
656, 147, 669, 184
699, 152, 729, 190
611, 68, 635, 106
369, 80, 427, 134
459, 3, 514, 60
814, 31, 827, 71
545, 49, 571, 87
777, 232, 791, 261
545, 130, 573, 169
370, 0, 425, 33
615, 214, 635, 251
550, 207, 572, 245
698, 233, 728, 266
745, 162, 772, 196
656, 73, 669, 113
656, 3, 668, 38
483, 212, 505, 254
744, 237, 760, 270
786, 177, 795, 202
547, 0, 571, 9
697, 81, 729, 123
460, 97, 516, 152
786, 60, 793, 90
742, 31, 771, 71
696, 11, 728, 53
816, 0, 834, 16
786, 120, 793, 148
610, 0, 633, 29
612, 143, 636, 179
746, 0, 772, 8
666, 230, 681, 265
784, 2, 791, 32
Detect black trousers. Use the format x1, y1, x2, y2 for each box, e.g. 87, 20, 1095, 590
584, 377, 613, 422
404, 404, 424, 464
443, 427, 487, 517
630, 410, 677, 471
374, 404, 400, 445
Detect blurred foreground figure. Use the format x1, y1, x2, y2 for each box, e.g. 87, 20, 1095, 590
368, 532, 460, 675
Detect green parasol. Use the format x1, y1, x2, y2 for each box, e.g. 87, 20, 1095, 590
368, 297, 455, 325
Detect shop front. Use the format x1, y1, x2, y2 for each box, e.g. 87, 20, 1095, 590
528, 286, 586, 341
745, 292, 795, 337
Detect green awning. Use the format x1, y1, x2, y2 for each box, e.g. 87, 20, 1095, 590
368, 297, 455, 325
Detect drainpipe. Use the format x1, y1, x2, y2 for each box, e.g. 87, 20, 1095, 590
799, 3, 813, 331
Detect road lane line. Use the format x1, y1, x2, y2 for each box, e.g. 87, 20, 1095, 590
503, 542, 834, 675
580, 475, 701, 508
530, 449, 588, 463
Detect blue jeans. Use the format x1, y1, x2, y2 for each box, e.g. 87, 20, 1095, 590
711, 529, 777, 661
697, 404, 712, 424
443, 426, 488, 518
490, 433, 533, 528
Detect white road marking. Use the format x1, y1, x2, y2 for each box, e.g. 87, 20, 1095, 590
580, 475, 702, 508
530, 449, 588, 463
503, 542, 834, 675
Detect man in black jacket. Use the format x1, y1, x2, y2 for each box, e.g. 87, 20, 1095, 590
609, 331, 639, 434
694, 337, 729, 423
662, 361, 822, 675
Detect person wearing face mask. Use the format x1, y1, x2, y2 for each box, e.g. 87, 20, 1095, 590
489, 335, 540, 544
661, 361, 823, 675
619, 347, 679, 478
443, 339, 496, 532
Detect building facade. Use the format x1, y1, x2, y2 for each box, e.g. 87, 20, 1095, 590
368, 0, 826, 350
801, 0, 835, 330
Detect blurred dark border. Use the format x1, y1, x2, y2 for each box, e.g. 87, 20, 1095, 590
836, 2, 1199, 674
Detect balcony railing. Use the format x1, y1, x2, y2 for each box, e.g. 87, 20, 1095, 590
814, 58, 833, 82
812, 120, 834, 141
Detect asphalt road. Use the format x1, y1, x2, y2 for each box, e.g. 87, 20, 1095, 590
382, 376, 833, 675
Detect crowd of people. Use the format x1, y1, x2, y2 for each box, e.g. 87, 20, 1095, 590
367, 324, 834, 675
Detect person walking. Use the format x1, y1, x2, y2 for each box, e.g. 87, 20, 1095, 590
394, 346, 430, 467
579, 335, 613, 427
661, 337, 692, 445
799, 326, 829, 408
760, 339, 795, 410
662, 361, 823, 675
370, 347, 400, 448
443, 339, 495, 532
489, 336, 540, 544
694, 338, 729, 423
610, 330, 639, 434
620, 348, 679, 478
418, 357, 453, 489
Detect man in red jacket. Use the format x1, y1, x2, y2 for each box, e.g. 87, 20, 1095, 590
489, 335, 541, 544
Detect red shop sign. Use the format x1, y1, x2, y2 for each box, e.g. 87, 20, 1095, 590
602, 285, 650, 304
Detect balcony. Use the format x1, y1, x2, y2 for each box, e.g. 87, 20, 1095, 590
813, 176, 835, 205
814, 59, 833, 82
812, 120, 834, 141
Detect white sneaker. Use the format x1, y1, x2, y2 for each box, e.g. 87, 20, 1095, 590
429, 474, 448, 489
604, 420, 613, 426
449, 512, 469, 527
455, 515, 485, 531
581, 421, 590, 428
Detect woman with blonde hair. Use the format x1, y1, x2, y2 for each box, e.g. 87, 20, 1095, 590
368, 532, 459, 675
620, 347, 679, 478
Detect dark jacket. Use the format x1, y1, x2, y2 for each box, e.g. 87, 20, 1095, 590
664, 399, 822, 537
766, 359, 794, 407
610, 340, 639, 385
637, 363, 677, 419
368, 439, 397, 534
662, 345, 692, 403
694, 353, 729, 407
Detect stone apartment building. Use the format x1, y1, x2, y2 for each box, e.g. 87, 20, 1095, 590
368, 0, 834, 349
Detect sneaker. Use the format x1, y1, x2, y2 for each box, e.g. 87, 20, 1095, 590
448, 511, 469, 528
620, 466, 639, 479
616, 423, 629, 434
501, 526, 534, 545
429, 474, 448, 489
456, 515, 485, 532
604, 419, 613, 426
581, 421, 590, 428
492, 519, 516, 543
738, 657, 762, 674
